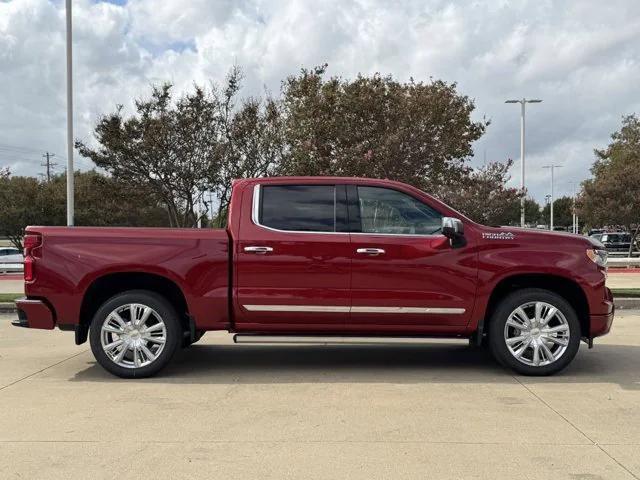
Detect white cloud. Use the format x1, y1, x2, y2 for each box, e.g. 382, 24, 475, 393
1, 0, 639, 200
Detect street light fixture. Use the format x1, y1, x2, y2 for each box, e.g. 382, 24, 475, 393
505, 98, 543, 228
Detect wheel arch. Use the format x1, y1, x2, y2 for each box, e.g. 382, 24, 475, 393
77, 272, 191, 345
481, 273, 589, 337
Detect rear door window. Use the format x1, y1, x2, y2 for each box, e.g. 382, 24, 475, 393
259, 185, 336, 232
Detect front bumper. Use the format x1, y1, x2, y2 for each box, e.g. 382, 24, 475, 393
589, 287, 614, 338
12, 298, 55, 330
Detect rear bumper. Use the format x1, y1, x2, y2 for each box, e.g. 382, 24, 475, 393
590, 287, 614, 338
12, 298, 55, 330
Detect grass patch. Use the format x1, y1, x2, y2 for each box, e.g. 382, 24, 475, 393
611, 288, 640, 298
0, 293, 21, 303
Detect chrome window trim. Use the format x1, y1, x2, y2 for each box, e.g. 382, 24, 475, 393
243, 304, 465, 314
250, 183, 447, 238
349, 232, 445, 238
251, 184, 347, 236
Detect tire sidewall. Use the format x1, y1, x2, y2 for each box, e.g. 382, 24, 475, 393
89, 290, 182, 378
488, 288, 581, 376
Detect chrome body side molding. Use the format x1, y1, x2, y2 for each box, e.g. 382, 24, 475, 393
242, 305, 465, 314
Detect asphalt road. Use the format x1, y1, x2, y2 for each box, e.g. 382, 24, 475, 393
1, 312, 640, 479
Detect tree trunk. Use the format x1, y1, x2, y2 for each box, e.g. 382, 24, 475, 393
8, 234, 23, 251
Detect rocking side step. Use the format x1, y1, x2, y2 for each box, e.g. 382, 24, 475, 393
232, 334, 464, 345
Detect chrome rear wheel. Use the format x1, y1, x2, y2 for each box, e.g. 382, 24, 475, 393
90, 290, 181, 378
100, 303, 167, 369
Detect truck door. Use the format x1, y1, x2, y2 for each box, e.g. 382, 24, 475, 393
234, 182, 351, 331
347, 185, 477, 331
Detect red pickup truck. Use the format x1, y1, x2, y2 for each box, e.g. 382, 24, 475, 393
14, 177, 613, 378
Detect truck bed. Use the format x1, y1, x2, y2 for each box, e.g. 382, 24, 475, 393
24, 226, 230, 330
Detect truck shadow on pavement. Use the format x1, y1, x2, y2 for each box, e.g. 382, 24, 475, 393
71, 342, 640, 390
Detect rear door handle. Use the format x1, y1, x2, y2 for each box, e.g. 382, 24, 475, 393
356, 248, 385, 256
244, 246, 273, 254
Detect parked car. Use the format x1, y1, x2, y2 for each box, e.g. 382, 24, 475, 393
600, 232, 633, 254
589, 233, 603, 243
0, 247, 23, 264
13, 177, 613, 378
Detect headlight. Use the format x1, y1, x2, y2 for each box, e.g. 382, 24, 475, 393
586, 248, 608, 268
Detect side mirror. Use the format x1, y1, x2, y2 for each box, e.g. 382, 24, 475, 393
442, 217, 464, 238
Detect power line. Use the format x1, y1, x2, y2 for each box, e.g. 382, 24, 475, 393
0, 142, 45, 154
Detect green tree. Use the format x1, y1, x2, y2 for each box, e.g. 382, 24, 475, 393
0, 171, 169, 249
0, 175, 43, 249
77, 67, 283, 228
541, 196, 574, 228
579, 114, 640, 254
211, 67, 285, 225
278, 65, 487, 195
442, 159, 524, 225
498, 197, 542, 227
76, 84, 222, 227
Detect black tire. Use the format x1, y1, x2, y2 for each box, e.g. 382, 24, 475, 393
488, 288, 581, 376
89, 290, 182, 378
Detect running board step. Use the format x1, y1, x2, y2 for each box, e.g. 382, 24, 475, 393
233, 335, 459, 345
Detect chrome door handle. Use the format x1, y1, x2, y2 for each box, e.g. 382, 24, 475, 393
356, 248, 385, 256
244, 246, 273, 254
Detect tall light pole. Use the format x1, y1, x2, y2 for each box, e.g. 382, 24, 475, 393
65, 0, 74, 226
543, 164, 562, 231
505, 98, 543, 227
568, 181, 578, 234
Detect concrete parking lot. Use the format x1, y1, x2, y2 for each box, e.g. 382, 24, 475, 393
1, 312, 640, 480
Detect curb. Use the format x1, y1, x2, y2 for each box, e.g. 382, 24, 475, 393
3, 299, 640, 315
614, 298, 640, 310
0, 302, 16, 314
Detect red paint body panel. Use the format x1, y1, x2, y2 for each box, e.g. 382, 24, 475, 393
17, 176, 613, 343
23, 226, 229, 330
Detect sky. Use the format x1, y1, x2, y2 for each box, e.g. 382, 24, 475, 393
1, 0, 639, 202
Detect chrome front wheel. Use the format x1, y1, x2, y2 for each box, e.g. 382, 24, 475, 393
489, 288, 581, 376
504, 301, 570, 367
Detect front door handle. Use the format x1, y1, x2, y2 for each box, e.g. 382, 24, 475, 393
356, 248, 385, 256
244, 246, 273, 254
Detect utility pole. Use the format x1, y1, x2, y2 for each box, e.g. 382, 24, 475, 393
41, 152, 57, 182
543, 164, 562, 231
65, 0, 74, 226
505, 98, 543, 228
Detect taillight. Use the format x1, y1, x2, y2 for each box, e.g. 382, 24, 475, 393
24, 256, 34, 282
23, 234, 42, 282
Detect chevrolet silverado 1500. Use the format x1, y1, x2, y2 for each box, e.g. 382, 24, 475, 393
13, 177, 614, 377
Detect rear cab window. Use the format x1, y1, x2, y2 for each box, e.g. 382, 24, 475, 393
257, 184, 347, 232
